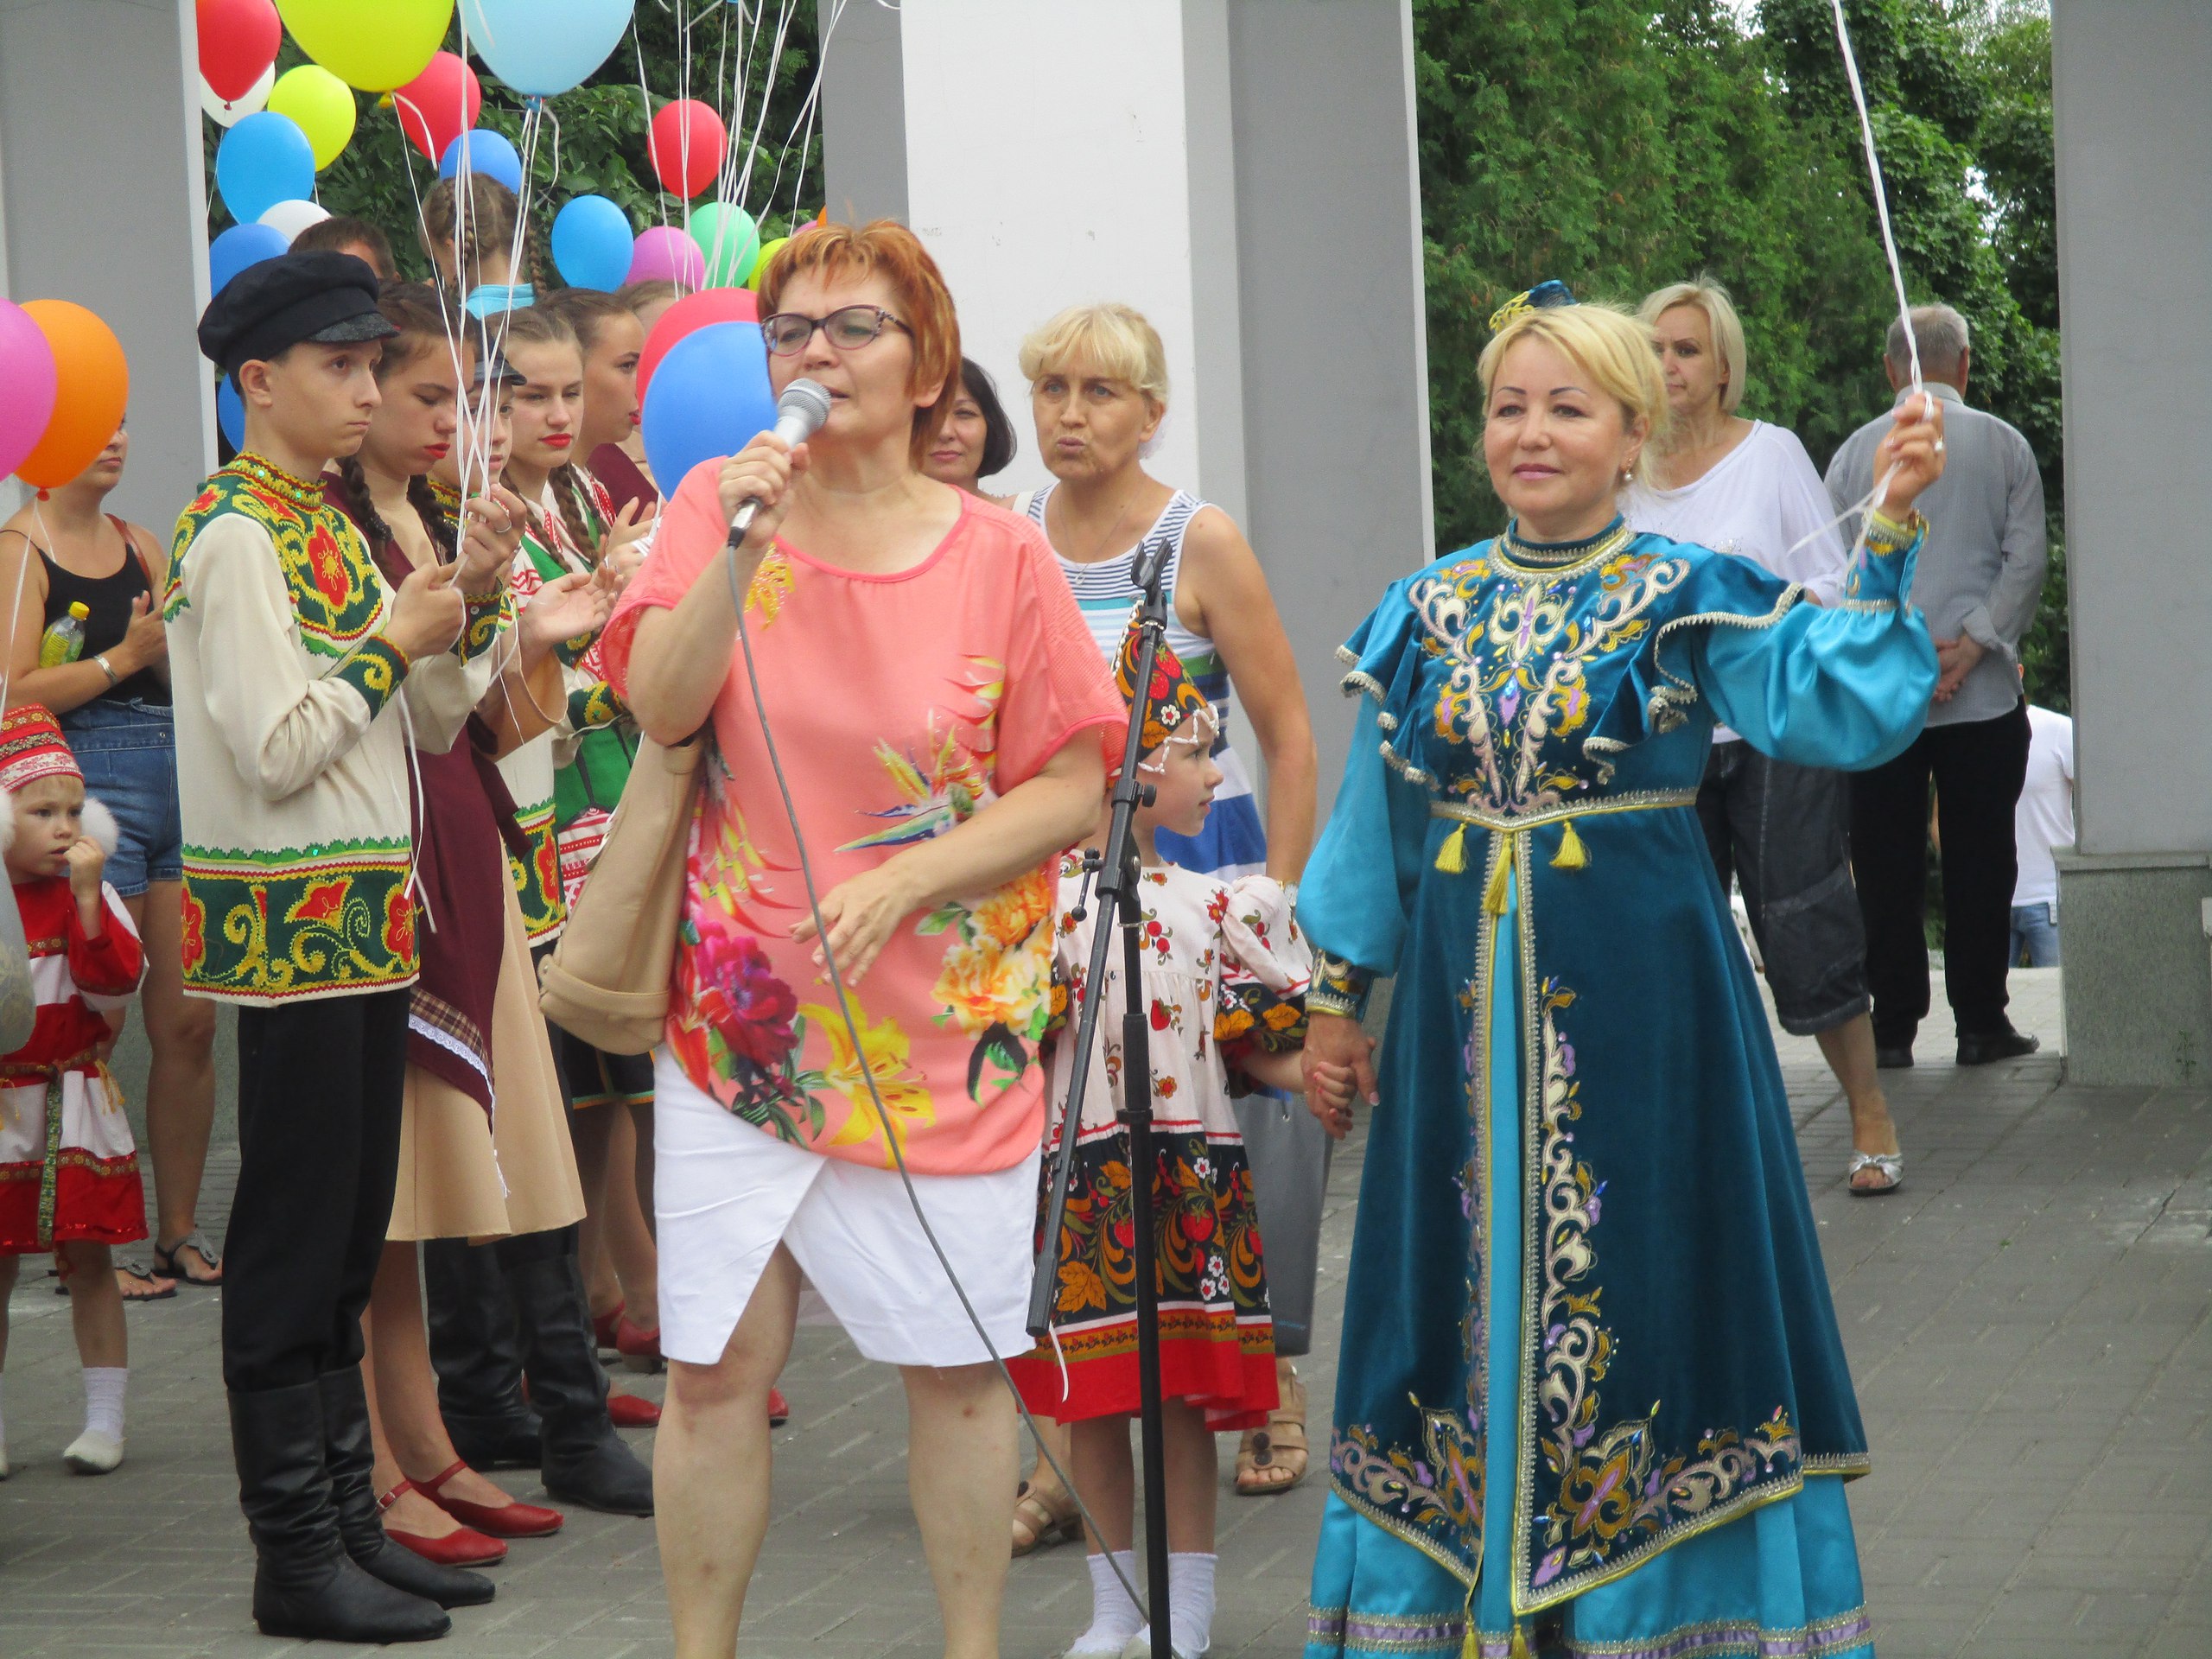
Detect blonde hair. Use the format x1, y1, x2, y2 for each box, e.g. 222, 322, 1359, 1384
1019, 302, 1170, 407
1478, 302, 1669, 485
1640, 278, 1748, 415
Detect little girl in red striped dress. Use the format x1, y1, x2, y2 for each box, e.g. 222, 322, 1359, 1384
0, 704, 146, 1478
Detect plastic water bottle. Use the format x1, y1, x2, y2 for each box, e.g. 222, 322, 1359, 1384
38, 601, 89, 669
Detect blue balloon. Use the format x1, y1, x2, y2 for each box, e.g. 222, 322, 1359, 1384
550, 195, 635, 292
217, 378, 245, 452
641, 322, 778, 499
217, 112, 315, 227
209, 222, 290, 295
437, 130, 524, 196
461, 0, 635, 98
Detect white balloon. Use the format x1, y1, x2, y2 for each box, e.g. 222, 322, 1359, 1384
260, 199, 333, 243
201, 67, 274, 128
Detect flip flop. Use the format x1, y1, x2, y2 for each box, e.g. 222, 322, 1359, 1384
111, 1255, 179, 1301
1847, 1150, 1903, 1196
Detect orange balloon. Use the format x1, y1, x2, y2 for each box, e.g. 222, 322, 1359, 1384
16, 302, 129, 491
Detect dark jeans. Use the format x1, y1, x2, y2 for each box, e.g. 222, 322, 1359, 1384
1696, 741, 1870, 1037
221, 989, 410, 1391
1847, 698, 2032, 1044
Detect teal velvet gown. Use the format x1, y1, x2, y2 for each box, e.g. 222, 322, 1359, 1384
1298, 515, 1936, 1659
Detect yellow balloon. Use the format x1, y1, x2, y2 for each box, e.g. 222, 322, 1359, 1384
276, 0, 453, 94
747, 236, 791, 293
267, 66, 357, 170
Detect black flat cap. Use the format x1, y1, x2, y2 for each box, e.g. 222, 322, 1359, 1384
199, 250, 397, 379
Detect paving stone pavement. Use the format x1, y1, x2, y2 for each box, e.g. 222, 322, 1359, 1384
3, 969, 2209, 1657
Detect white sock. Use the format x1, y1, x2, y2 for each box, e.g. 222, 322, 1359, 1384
1166, 1551, 1217, 1657
1071, 1549, 1144, 1656
80, 1367, 125, 1441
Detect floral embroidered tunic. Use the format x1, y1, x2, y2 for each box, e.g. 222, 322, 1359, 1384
601, 461, 1124, 1176
166, 457, 439, 1004
1299, 516, 1936, 1659
0, 877, 143, 1251
1007, 860, 1309, 1429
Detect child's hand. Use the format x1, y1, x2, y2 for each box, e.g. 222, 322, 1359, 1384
66, 835, 105, 901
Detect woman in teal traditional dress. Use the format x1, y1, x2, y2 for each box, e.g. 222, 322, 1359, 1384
1295, 288, 1945, 1659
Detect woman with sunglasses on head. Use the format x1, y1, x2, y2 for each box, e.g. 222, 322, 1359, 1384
0, 424, 219, 1305
606, 220, 1122, 1659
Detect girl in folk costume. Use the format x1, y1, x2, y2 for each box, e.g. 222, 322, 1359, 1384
0, 705, 146, 1477
1008, 629, 1315, 1659
494, 303, 673, 1386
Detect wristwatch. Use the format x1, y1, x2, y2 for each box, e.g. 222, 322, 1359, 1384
92, 653, 119, 688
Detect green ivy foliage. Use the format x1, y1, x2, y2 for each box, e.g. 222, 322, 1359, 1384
1414, 0, 2064, 710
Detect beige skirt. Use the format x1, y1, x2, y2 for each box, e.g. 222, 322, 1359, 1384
386, 882, 586, 1243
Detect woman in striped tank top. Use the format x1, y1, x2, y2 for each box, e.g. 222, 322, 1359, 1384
1012, 302, 1332, 1535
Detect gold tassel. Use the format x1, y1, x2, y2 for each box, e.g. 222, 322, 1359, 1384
1483, 842, 1513, 915
1510, 1622, 1534, 1659
1552, 818, 1588, 871
1434, 822, 1468, 874
1459, 1586, 1478, 1659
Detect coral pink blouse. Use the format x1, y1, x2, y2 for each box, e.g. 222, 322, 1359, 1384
601, 459, 1122, 1175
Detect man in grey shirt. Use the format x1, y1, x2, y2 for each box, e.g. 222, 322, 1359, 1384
1827, 304, 2047, 1068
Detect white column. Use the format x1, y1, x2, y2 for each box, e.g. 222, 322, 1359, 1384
898, 0, 1242, 516
0, 0, 214, 531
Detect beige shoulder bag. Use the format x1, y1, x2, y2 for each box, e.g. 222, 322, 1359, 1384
537, 729, 709, 1055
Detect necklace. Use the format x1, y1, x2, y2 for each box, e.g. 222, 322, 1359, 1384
1054, 482, 1141, 565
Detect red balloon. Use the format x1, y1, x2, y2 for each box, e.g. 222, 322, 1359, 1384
198, 0, 282, 103
638, 288, 760, 403
647, 100, 728, 200
392, 52, 482, 164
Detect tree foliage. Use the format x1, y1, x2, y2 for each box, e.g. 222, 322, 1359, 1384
1412, 0, 2064, 708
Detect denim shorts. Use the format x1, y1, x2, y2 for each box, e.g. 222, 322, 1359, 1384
62, 697, 182, 899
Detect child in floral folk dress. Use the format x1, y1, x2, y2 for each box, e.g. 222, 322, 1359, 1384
0, 706, 146, 1478
1008, 632, 1313, 1659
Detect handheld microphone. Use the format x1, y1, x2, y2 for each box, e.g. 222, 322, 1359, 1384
727, 378, 836, 550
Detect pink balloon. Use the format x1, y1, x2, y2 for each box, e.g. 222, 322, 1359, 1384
0, 299, 60, 480
627, 226, 706, 289
637, 287, 760, 404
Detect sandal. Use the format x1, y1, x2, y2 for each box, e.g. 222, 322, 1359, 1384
152, 1230, 223, 1287
111, 1254, 177, 1302
1011, 1476, 1082, 1556
1847, 1150, 1903, 1196
1236, 1363, 1310, 1495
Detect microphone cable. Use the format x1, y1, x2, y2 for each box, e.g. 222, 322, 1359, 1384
720, 543, 1153, 1619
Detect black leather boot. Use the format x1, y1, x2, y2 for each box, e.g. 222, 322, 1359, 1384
229, 1382, 452, 1643
505, 1246, 654, 1516
318, 1368, 496, 1609
424, 1238, 543, 1470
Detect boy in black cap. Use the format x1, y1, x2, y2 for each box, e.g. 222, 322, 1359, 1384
172, 251, 483, 1641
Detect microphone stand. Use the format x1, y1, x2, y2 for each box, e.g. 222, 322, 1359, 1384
1028, 543, 1174, 1659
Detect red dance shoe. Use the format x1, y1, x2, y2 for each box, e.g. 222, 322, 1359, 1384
592, 1300, 625, 1351
419, 1459, 563, 1539
379, 1479, 509, 1565
768, 1387, 791, 1427
615, 1314, 663, 1374
607, 1390, 662, 1428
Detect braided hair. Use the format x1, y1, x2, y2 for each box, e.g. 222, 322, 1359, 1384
344, 283, 462, 560
496, 305, 600, 567
419, 175, 544, 296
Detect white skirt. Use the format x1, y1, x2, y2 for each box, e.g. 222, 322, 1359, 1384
652, 1050, 1040, 1368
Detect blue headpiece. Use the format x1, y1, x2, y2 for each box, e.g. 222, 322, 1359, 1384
1486, 279, 1577, 333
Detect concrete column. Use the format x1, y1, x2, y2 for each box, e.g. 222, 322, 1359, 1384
817, 0, 1431, 818
2050, 0, 2212, 1084
0, 0, 214, 533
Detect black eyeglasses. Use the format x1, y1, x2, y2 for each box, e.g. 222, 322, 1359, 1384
760, 304, 912, 357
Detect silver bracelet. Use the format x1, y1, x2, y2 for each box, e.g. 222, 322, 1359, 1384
92, 653, 119, 689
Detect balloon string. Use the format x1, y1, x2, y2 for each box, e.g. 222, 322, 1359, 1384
1827, 0, 1927, 588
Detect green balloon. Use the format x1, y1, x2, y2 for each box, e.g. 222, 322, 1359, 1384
748, 235, 791, 293
687, 203, 761, 289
